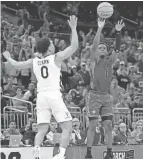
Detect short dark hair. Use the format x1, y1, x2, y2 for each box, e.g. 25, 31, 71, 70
36, 38, 50, 54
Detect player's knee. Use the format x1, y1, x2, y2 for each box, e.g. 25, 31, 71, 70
103, 120, 112, 132
60, 120, 72, 134
88, 119, 98, 131
38, 123, 49, 135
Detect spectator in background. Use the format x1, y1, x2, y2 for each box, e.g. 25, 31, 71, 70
22, 83, 36, 102
58, 39, 67, 51
21, 30, 31, 47
112, 124, 119, 139
70, 118, 86, 145
112, 59, 120, 76
116, 61, 126, 76
22, 121, 38, 146
68, 54, 80, 68
131, 120, 143, 144
78, 62, 90, 88
117, 68, 131, 90
113, 123, 127, 145
3, 77, 17, 97
3, 120, 21, 139
110, 77, 125, 105
38, 1, 50, 20
12, 87, 24, 106
122, 30, 131, 42
20, 117, 35, 135
68, 65, 84, 90
64, 93, 76, 107
137, 54, 143, 73
0, 132, 5, 140
130, 96, 143, 109
12, 43, 21, 61
118, 44, 130, 64
69, 89, 83, 106
44, 120, 60, 146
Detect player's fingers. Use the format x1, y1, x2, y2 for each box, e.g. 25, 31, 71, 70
122, 23, 125, 27
73, 16, 76, 22
75, 17, 78, 23
71, 15, 74, 20
67, 20, 70, 25
74, 15, 76, 21
119, 19, 122, 25
103, 18, 106, 21
101, 17, 105, 21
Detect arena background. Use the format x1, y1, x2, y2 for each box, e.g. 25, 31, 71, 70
1, 1, 143, 159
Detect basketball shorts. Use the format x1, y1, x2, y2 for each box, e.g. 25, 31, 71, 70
86, 90, 113, 119
36, 90, 72, 125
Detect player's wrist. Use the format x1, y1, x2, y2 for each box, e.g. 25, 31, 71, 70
71, 28, 76, 32
115, 29, 121, 33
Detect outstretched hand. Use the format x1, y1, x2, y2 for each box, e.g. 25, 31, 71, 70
98, 17, 105, 29
115, 20, 125, 31
68, 15, 78, 30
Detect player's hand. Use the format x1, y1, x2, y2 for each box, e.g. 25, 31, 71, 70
115, 20, 125, 31
68, 15, 78, 30
98, 17, 105, 29
3, 51, 11, 60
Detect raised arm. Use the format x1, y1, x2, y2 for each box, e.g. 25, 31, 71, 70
90, 18, 105, 60
55, 16, 78, 61
3, 51, 32, 70
112, 20, 125, 62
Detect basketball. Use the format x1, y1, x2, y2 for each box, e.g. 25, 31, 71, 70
97, 2, 113, 19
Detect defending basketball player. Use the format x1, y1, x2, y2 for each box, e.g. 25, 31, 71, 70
85, 18, 125, 159
3, 15, 78, 159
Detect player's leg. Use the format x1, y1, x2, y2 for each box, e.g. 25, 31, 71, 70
34, 123, 50, 158
52, 96, 72, 159
102, 117, 113, 159
58, 120, 72, 156
34, 92, 52, 159
85, 91, 101, 159
101, 94, 114, 159
85, 118, 99, 159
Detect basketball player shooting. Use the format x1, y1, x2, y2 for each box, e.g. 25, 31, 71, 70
85, 18, 125, 159
3, 15, 78, 159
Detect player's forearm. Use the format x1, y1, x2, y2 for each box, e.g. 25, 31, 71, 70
71, 28, 78, 51
91, 27, 102, 51
115, 31, 121, 52
7, 57, 31, 70
90, 27, 103, 59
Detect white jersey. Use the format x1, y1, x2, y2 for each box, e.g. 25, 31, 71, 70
33, 54, 61, 92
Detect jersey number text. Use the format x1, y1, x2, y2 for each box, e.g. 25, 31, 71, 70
41, 66, 49, 78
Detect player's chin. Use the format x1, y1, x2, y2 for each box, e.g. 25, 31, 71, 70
100, 53, 106, 58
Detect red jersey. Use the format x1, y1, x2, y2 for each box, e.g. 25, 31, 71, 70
91, 57, 113, 93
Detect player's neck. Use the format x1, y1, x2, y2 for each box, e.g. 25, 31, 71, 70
42, 52, 51, 58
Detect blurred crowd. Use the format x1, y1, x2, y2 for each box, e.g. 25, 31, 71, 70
1, 2, 143, 147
